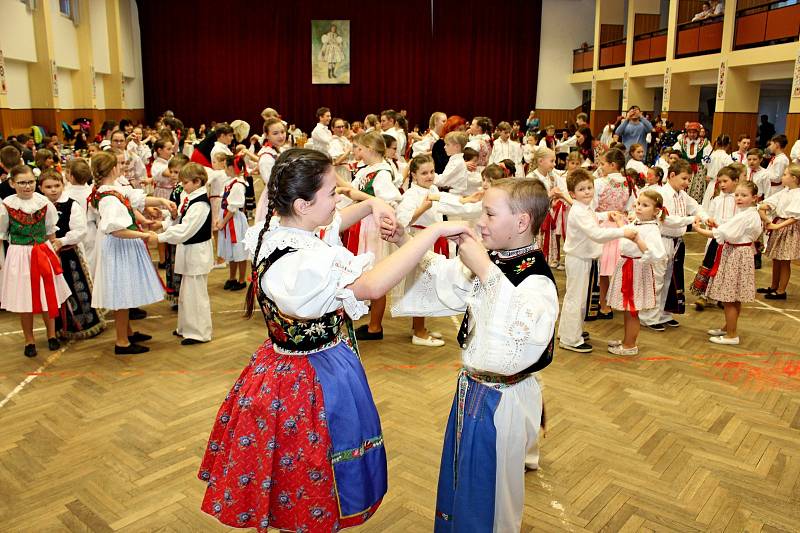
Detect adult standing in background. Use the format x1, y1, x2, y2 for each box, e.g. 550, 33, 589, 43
615, 105, 653, 155
526, 110, 540, 134
310, 107, 333, 154
411, 112, 447, 158
757, 115, 776, 150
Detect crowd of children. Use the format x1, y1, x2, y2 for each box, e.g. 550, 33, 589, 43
1, 108, 799, 532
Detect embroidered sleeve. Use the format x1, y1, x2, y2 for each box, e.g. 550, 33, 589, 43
126, 188, 147, 213
784, 193, 800, 219
463, 266, 559, 376
226, 182, 246, 210
639, 226, 666, 263
390, 251, 473, 317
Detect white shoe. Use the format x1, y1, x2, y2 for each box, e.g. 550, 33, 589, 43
412, 329, 443, 339
710, 335, 739, 345
556, 262, 565, 271
607, 339, 623, 347
412, 335, 445, 347
707, 328, 727, 336
212, 262, 228, 270
608, 344, 639, 355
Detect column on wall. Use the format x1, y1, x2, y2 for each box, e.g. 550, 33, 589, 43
67, 0, 97, 135
711, 65, 760, 142
103, 0, 124, 112
591, 80, 621, 132
787, 73, 800, 149
662, 73, 700, 128
623, 76, 655, 115
28, 0, 59, 132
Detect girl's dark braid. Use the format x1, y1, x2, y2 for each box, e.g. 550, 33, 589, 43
244, 162, 283, 318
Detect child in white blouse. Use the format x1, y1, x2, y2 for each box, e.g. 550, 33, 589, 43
255, 118, 288, 222
392, 154, 483, 346
90, 152, 172, 355
625, 143, 649, 180
758, 164, 800, 299
558, 168, 636, 353
694, 181, 762, 344
766, 135, 790, 197
215, 158, 250, 291
157, 163, 214, 345
434, 131, 470, 195
0, 166, 71, 356
606, 190, 667, 355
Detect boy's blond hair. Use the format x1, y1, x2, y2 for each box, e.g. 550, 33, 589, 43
490, 178, 550, 235
444, 131, 468, 150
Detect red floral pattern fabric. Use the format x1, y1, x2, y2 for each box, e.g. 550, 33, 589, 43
198, 341, 379, 532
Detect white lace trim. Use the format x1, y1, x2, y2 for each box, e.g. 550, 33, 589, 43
3, 192, 51, 213
244, 213, 343, 259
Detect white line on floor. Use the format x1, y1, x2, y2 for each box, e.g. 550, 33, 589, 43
0, 345, 68, 409
752, 299, 800, 323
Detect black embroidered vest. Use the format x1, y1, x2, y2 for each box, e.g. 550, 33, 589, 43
181, 193, 212, 245
255, 246, 357, 354
457, 246, 555, 374
55, 198, 74, 239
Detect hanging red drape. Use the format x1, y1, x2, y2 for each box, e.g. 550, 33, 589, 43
136, 0, 542, 132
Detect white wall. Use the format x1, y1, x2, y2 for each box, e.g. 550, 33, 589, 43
95, 73, 105, 108
0, 0, 37, 62
90, 0, 110, 74
536, 0, 595, 110
121, 0, 144, 107
50, 0, 80, 69
57, 68, 74, 108
5, 60, 31, 108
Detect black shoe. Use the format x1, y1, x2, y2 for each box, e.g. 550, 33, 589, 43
129, 307, 147, 320
754, 256, 762, 269
173, 330, 182, 337
24, 344, 37, 357
128, 331, 152, 343
647, 323, 665, 332
181, 338, 206, 345
157, 262, 167, 269
582, 332, 590, 340
765, 292, 787, 300
229, 281, 247, 291
597, 310, 614, 320
584, 314, 597, 322
355, 324, 383, 340
559, 341, 593, 353
223, 279, 235, 290
171, 304, 178, 311
48, 337, 60, 351
757, 287, 776, 294
114, 343, 149, 355
716, 301, 724, 309
663, 319, 680, 327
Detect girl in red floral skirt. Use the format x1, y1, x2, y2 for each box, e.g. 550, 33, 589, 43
197, 148, 473, 532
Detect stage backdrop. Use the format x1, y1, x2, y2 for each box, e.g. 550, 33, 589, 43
136, 0, 542, 132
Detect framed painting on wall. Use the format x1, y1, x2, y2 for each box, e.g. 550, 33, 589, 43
312, 20, 350, 84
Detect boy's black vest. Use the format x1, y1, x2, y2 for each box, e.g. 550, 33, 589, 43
55, 198, 74, 239
180, 193, 212, 245
457, 246, 555, 374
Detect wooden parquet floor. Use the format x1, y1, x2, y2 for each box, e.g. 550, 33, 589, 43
1, 232, 799, 532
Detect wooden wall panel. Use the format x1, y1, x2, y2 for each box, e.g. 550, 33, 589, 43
737, 0, 776, 10
711, 112, 758, 144
678, 0, 707, 24
635, 13, 662, 35
786, 113, 800, 149
0, 109, 34, 137
591, 110, 622, 132
534, 108, 583, 130
0, 108, 145, 141
664, 111, 700, 128
600, 24, 625, 44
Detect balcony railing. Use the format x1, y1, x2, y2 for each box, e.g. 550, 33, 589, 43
632, 28, 668, 64
675, 15, 723, 58
734, 0, 800, 50
572, 46, 594, 73
599, 38, 626, 69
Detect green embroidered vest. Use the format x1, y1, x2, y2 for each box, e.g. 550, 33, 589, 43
6, 204, 49, 245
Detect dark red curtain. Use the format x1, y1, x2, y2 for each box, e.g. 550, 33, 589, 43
136, 0, 541, 132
